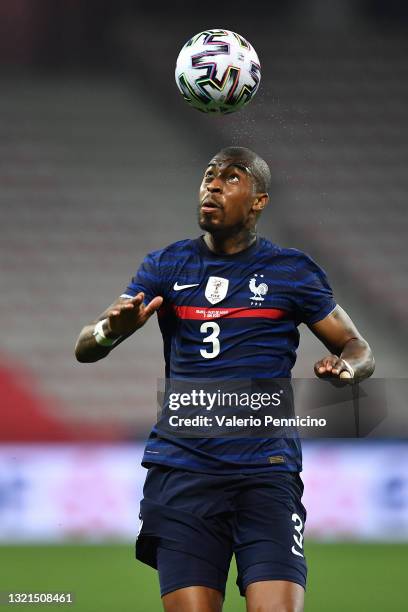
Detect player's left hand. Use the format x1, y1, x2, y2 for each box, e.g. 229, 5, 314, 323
314, 355, 353, 382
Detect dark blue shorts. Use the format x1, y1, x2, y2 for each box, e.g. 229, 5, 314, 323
135, 466, 307, 598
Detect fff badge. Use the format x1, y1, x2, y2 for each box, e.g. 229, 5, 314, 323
205, 276, 229, 305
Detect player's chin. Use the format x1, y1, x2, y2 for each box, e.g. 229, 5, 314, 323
198, 216, 222, 231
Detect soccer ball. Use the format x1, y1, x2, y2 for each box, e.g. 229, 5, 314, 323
175, 29, 261, 114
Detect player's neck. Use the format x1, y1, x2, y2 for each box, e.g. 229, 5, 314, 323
204, 229, 257, 255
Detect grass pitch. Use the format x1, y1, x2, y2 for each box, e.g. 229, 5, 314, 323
0, 543, 406, 611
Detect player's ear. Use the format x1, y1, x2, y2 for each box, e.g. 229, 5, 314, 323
252, 193, 269, 213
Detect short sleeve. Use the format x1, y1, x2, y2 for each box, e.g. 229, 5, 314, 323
121, 253, 162, 304
294, 254, 336, 325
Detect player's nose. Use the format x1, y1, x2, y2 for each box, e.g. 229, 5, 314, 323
207, 177, 223, 193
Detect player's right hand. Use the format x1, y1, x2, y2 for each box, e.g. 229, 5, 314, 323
105, 292, 163, 337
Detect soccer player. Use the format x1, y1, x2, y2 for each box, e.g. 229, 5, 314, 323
75, 147, 374, 612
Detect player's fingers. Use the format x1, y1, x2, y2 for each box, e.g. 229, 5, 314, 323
143, 296, 164, 319
122, 301, 139, 310
323, 355, 338, 371
130, 292, 144, 305
315, 365, 332, 377
316, 369, 331, 378
109, 302, 135, 317
315, 355, 337, 375
314, 360, 326, 375
330, 358, 347, 375
314, 356, 330, 369
113, 293, 146, 315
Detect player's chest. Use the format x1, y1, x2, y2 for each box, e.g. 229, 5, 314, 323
165, 262, 293, 311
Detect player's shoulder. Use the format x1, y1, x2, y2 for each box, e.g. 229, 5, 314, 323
259, 238, 330, 282
259, 238, 316, 266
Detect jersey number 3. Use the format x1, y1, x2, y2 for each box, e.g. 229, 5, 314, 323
200, 322, 220, 359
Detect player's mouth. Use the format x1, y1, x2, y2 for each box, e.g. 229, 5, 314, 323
200, 198, 222, 213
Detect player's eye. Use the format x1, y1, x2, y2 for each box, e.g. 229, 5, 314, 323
227, 174, 240, 183
204, 172, 214, 181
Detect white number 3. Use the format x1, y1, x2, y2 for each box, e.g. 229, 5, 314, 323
291, 513, 304, 557
200, 322, 220, 359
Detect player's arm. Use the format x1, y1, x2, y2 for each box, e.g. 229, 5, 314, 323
74, 292, 163, 363
309, 305, 375, 382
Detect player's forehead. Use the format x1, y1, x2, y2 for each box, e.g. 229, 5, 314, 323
205, 156, 251, 175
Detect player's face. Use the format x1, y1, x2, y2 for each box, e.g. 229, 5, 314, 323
198, 158, 259, 232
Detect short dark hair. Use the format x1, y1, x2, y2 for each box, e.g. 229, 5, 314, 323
211, 146, 271, 193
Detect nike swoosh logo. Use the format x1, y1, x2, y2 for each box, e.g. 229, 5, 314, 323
173, 282, 200, 291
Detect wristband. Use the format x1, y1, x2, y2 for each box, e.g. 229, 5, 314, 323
93, 319, 120, 347
341, 359, 355, 378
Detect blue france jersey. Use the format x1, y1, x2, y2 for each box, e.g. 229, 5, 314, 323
123, 236, 336, 473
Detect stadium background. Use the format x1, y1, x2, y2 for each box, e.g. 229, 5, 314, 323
1, 1, 407, 610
